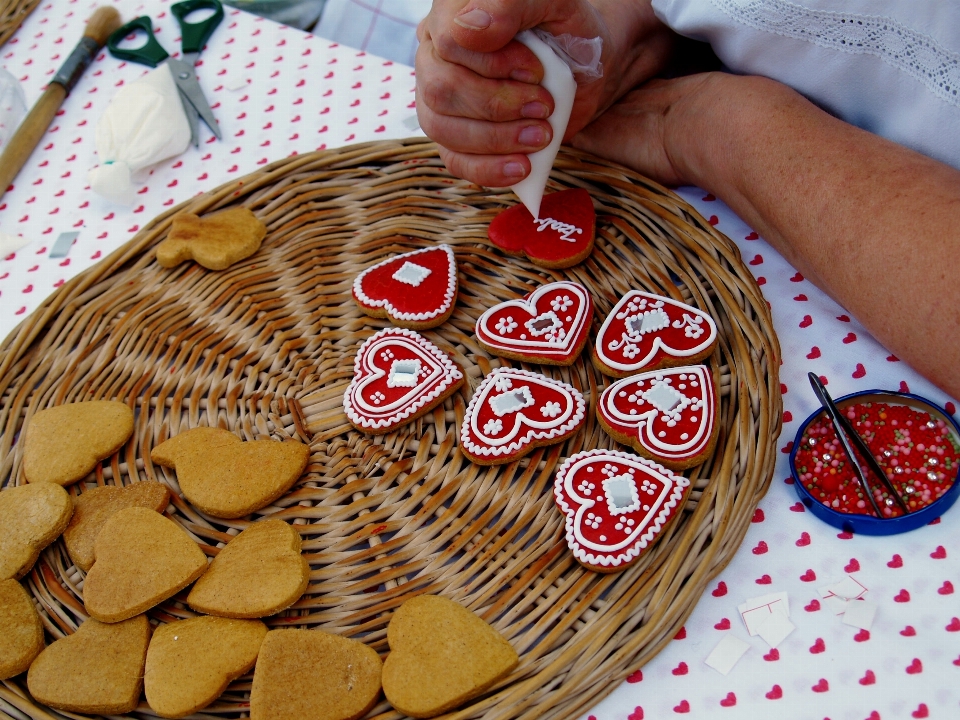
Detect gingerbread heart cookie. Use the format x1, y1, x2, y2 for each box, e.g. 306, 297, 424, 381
64, 481, 171, 572
344, 328, 464, 434
593, 291, 718, 377
487, 188, 596, 269
151, 427, 309, 519
475, 281, 593, 365
156, 207, 267, 271
597, 366, 719, 469
0, 579, 44, 680
187, 519, 308, 618
460, 368, 585, 465
352, 243, 458, 329
250, 629, 383, 720
0, 482, 73, 581
554, 449, 691, 572
84, 507, 207, 623
145, 616, 267, 719
23, 400, 134, 486
382, 595, 519, 718
27, 614, 151, 714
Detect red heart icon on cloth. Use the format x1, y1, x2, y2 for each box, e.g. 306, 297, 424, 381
845, 558, 861, 572
712, 581, 727, 597
756, 574, 772, 584
854, 629, 870, 641
912, 704, 929, 718
809, 638, 825, 653
900, 625, 916, 636
554, 449, 690, 571
353, 244, 458, 329
487, 188, 596, 269
753, 541, 768, 554
593, 291, 718, 377
765, 685, 782, 700
673, 700, 690, 713
811, 678, 829, 692
906, 658, 923, 674
475, 281, 593, 365
597, 365, 718, 469
938, 580, 954, 595
714, 618, 731, 630
719, 693, 736, 707
671, 662, 688, 676
946, 617, 960, 632
859, 669, 876, 685
461, 368, 585, 465
895, 589, 911, 602
763, 648, 779, 661
888, 554, 904, 568
931, 545, 947, 559
805, 599, 820, 612
343, 328, 464, 433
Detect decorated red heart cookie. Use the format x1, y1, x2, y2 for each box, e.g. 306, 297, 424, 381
344, 328, 464, 433
352, 243, 458, 329
460, 368, 585, 465
487, 188, 595, 269
597, 366, 718, 469
554, 449, 690, 572
475, 281, 593, 366
592, 291, 718, 377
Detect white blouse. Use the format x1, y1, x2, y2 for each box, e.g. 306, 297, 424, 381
651, 0, 960, 170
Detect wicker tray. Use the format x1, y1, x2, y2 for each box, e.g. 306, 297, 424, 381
0, 139, 781, 720
0, 0, 39, 49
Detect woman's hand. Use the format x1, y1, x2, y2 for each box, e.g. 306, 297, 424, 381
415, 0, 676, 187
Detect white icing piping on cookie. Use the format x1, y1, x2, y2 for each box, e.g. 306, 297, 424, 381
352, 244, 458, 322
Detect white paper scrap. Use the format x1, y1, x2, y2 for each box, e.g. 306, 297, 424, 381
738, 592, 790, 636
0, 232, 31, 255
827, 575, 868, 600
756, 612, 796, 649
842, 600, 878, 631
822, 595, 850, 615
226, 76, 249, 91
705, 635, 750, 676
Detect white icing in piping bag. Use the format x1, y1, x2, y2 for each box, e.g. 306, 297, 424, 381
511, 30, 577, 220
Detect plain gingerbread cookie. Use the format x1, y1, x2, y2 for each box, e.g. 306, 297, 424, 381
0, 482, 73, 580
23, 401, 133, 486
250, 629, 382, 720
151, 427, 309, 519
27, 614, 151, 715
156, 207, 267, 271
0, 579, 44, 679
145, 616, 267, 719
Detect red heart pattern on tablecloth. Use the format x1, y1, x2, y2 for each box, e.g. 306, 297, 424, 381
460, 368, 585, 464
475, 281, 593, 365
487, 188, 596, 269
343, 328, 463, 433
352, 244, 458, 328
593, 291, 718, 377
554, 449, 690, 571
597, 365, 718, 469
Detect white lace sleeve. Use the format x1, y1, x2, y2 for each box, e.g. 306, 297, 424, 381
651, 0, 960, 170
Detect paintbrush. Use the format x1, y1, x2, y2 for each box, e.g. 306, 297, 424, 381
0, 6, 122, 206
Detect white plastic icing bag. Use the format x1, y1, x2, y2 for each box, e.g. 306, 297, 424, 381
511, 29, 602, 220
88, 64, 191, 206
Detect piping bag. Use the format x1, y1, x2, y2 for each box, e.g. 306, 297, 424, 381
511, 29, 602, 220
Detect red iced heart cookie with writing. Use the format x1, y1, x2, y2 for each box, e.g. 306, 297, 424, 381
344, 328, 464, 434
352, 243, 458, 329
460, 368, 585, 465
554, 449, 690, 572
598, 366, 718, 469
475, 281, 593, 366
487, 188, 596, 269
593, 291, 718, 377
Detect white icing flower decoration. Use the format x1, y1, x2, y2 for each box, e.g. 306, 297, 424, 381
494, 375, 513, 392
550, 295, 573, 312
540, 401, 562, 418
585, 512, 602, 529
622, 343, 640, 359
483, 418, 503, 435
495, 316, 518, 335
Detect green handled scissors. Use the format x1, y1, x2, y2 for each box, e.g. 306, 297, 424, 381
107, 0, 224, 147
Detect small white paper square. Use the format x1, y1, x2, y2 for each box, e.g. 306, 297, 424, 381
705, 635, 750, 676
226, 77, 249, 91
842, 600, 877, 631
756, 612, 796, 648
822, 595, 850, 615
738, 592, 790, 635
828, 575, 868, 600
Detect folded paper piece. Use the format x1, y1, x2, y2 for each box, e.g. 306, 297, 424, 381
841, 600, 877, 631
0, 232, 31, 255
738, 592, 789, 636
705, 635, 750, 676
756, 612, 795, 648
89, 65, 191, 206
823, 575, 868, 600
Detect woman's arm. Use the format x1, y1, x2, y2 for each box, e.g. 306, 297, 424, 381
573, 72, 960, 399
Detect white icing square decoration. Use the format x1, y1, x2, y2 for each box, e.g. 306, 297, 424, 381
643, 382, 684, 413
842, 600, 878, 631
387, 359, 421, 388
756, 612, 795, 649
705, 635, 750, 676
738, 592, 790, 636
490, 386, 534, 416
392, 261, 432, 287
602, 474, 641, 515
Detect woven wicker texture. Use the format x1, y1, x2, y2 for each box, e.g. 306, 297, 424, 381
0, 139, 780, 720
0, 0, 38, 49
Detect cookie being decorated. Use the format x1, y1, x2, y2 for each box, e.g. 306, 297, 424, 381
487, 188, 595, 269
156, 207, 267, 271
352, 243, 458, 329
592, 291, 718, 377
597, 366, 719, 470
475, 281, 593, 366
554, 449, 691, 572
460, 368, 585, 465
344, 328, 464, 434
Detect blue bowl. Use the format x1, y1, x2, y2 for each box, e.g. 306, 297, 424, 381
790, 390, 960, 535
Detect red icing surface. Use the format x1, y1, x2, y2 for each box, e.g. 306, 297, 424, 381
475, 281, 593, 363
598, 366, 717, 466
352, 245, 457, 322
594, 291, 718, 374
488, 188, 595, 264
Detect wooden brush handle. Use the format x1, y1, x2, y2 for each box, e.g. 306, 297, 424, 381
0, 85, 66, 202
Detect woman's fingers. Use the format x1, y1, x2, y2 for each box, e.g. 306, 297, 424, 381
438, 146, 532, 187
